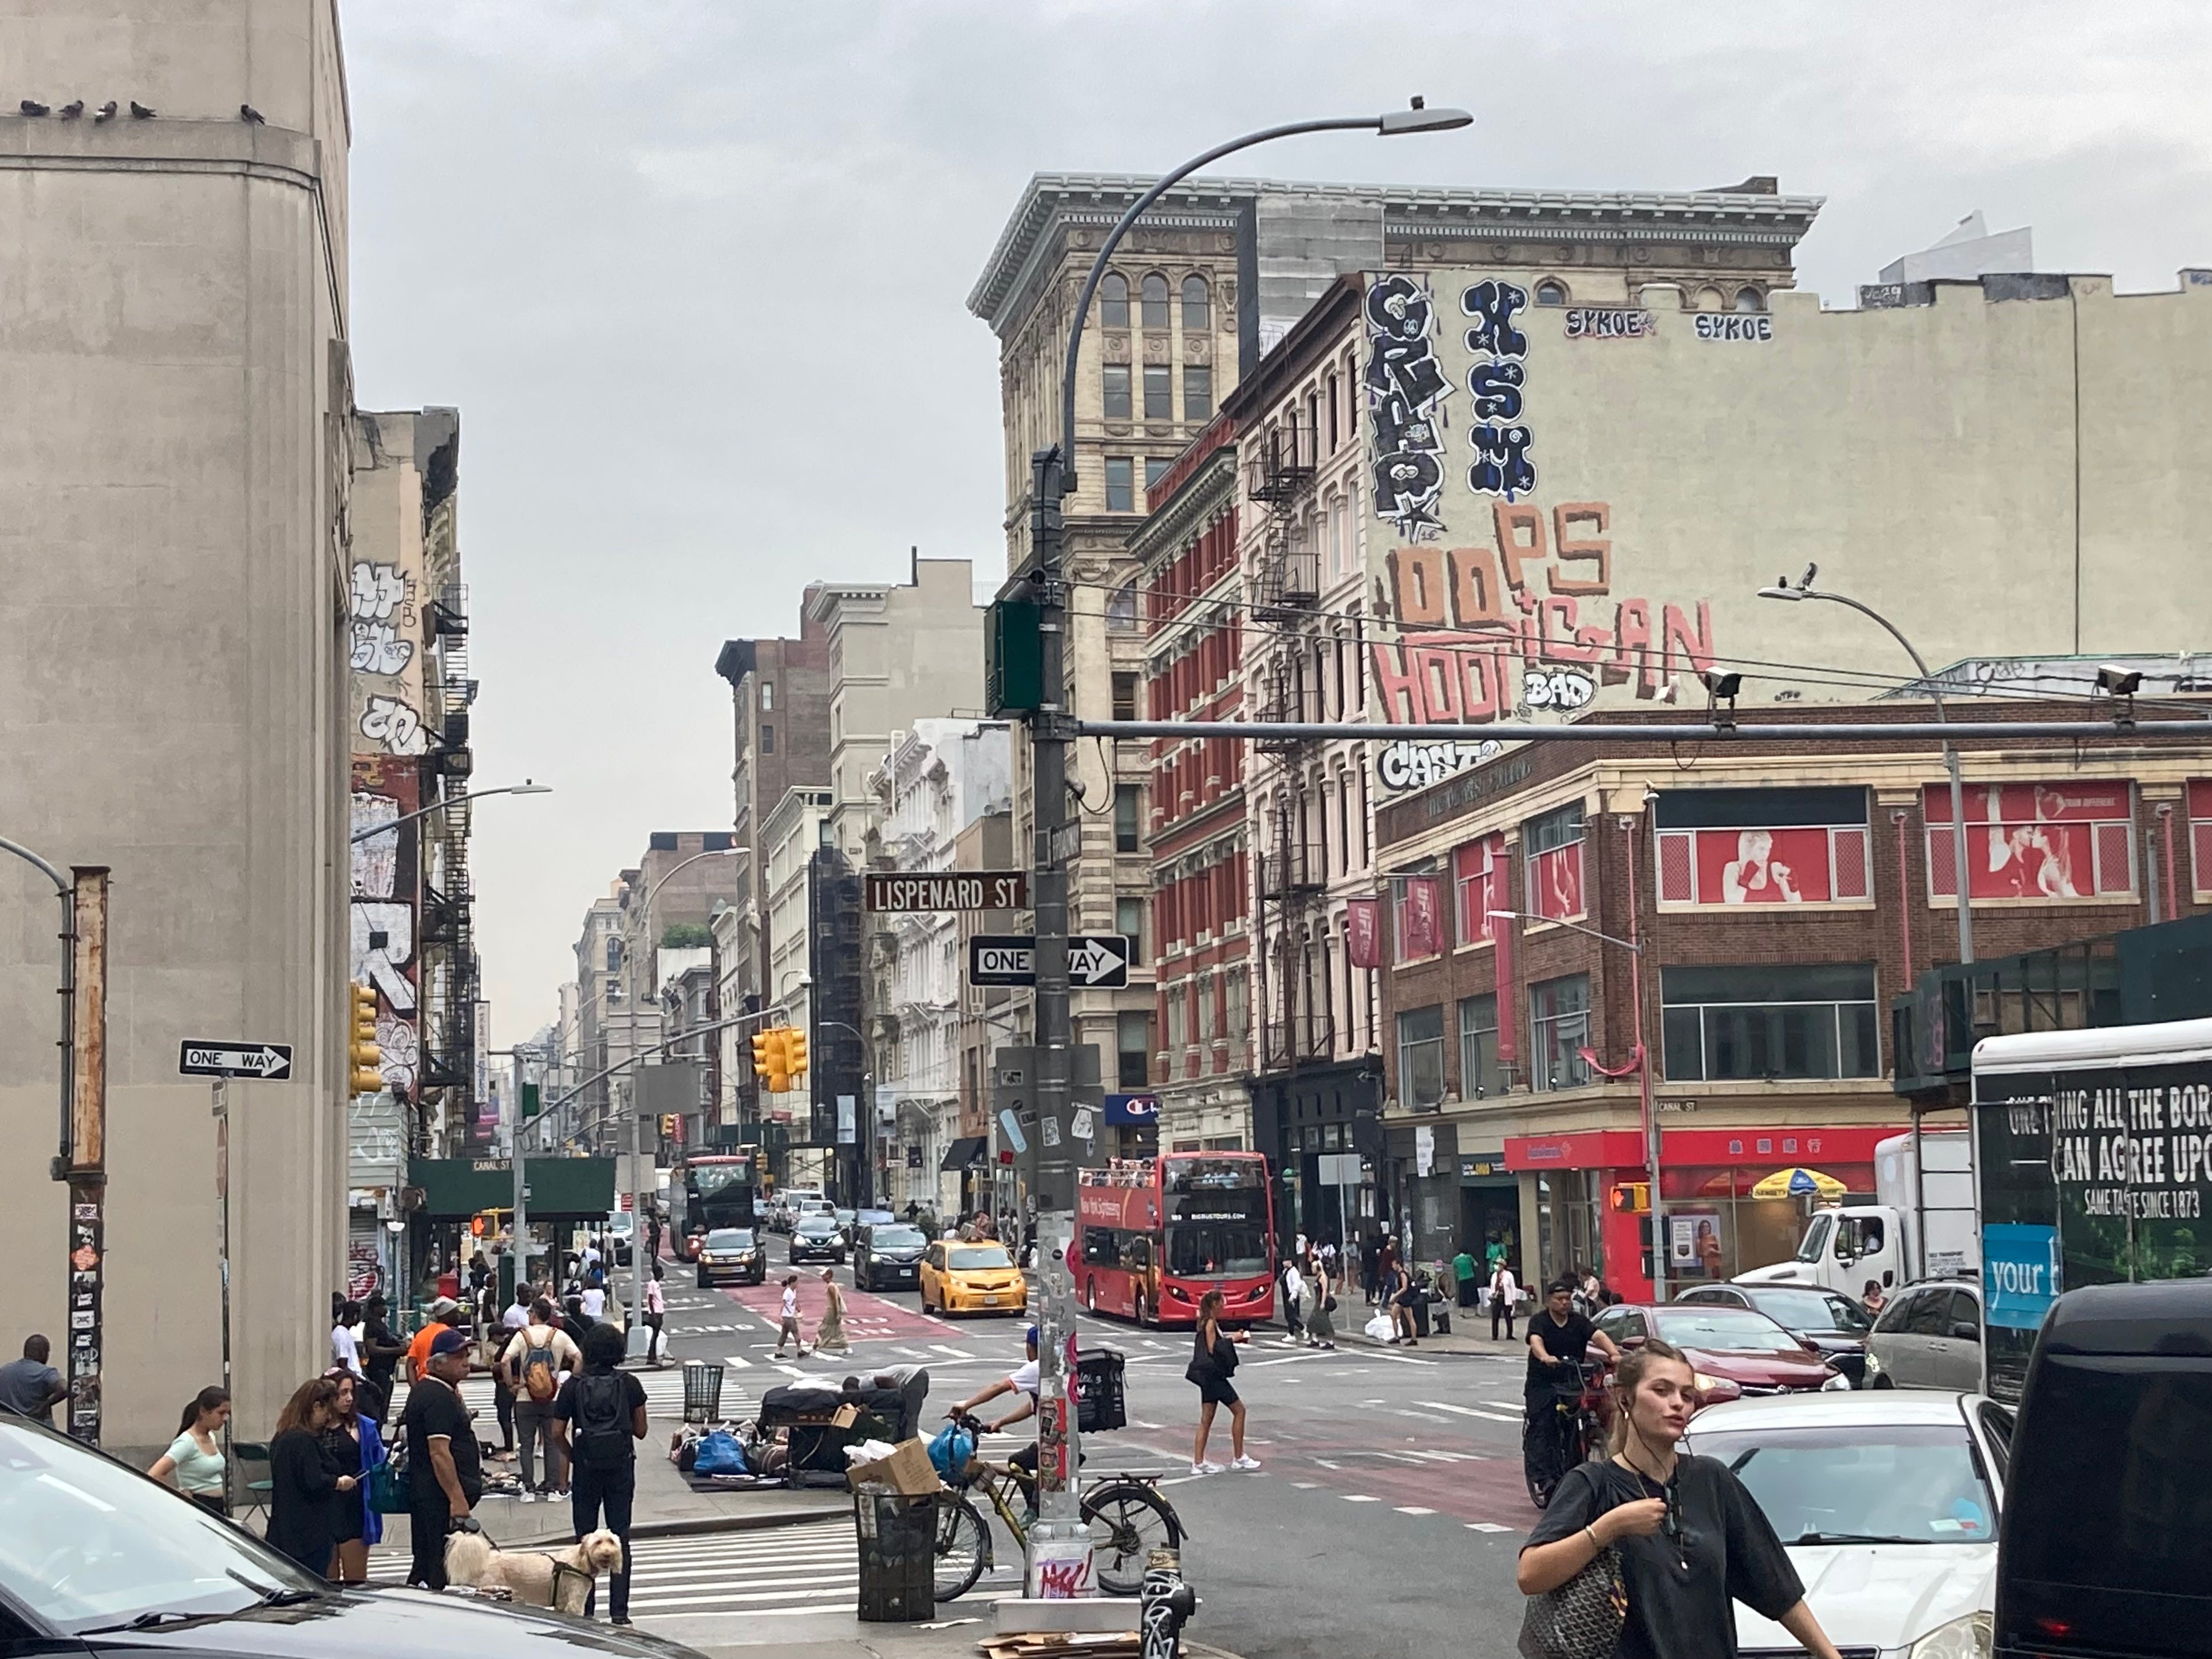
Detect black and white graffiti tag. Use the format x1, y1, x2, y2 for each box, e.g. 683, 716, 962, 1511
1694, 313, 1773, 342
1462, 281, 1534, 499
1378, 737, 1504, 795
1563, 306, 1657, 340
1523, 667, 1596, 712
1365, 274, 1449, 538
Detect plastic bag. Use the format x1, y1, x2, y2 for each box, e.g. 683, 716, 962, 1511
844, 1439, 900, 1467
927, 1422, 975, 1481
693, 1429, 749, 1477
1364, 1313, 1395, 1342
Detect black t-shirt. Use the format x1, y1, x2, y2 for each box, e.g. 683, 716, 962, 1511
1524, 1455, 1804, 1659
1526, 1310, 1598, 1395
401, 1374, 481, 1510
553, 1369, 647, 1467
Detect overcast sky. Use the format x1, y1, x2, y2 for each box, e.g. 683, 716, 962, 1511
340, 1, 2212, 1042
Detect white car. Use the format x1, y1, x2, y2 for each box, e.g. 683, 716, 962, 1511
1682, 1389, 2011, 1659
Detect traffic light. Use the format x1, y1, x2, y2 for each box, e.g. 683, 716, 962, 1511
751, 1028, 780, 1085
785, 1027, 808, 1080
1609, 1181, 1652, 1215
522, 1081, 541, 1120
660, 1114, 679, 1139
347, 983, 382, 1095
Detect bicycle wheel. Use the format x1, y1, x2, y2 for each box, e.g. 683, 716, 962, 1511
1081, 1483, 1180, 1595
933, 1496, 990, 1603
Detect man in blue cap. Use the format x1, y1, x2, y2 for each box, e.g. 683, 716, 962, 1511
401, 1325, 483, 1589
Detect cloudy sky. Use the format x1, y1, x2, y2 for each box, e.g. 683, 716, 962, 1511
340, 1, 2212, 1040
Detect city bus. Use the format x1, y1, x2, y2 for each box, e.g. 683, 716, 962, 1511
1075, 1151, 1275, 1327
676, 1150, 757, 1257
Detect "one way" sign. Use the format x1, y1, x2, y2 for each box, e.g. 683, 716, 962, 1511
966, 934, 1131, 990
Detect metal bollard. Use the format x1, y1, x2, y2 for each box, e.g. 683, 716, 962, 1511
1140, 1547, 1197, 1659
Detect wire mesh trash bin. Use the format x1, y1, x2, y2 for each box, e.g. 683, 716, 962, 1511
854, 1487, 935, 1622
1076, 1346, 1127, 1432
682, 1360, 725, 1424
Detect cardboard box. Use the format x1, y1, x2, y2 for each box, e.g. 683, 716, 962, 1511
832, 1403, 860, 1429
847, 1436, 942, 1495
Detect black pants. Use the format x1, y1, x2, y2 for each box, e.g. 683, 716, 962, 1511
494, 1377, 516, 1450
646, 1312, 663, 1362
408, 1500, 451, 1590
571, 1459, 635, 1620
1492, 1302, 1517, 1340
1458, 1278, 1479, 1308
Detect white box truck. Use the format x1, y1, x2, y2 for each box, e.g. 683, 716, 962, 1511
1735, 1127, 1978, 1297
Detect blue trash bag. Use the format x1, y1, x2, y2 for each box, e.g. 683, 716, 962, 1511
693, 1430, 749, 1477
927, 1423, 975, 1482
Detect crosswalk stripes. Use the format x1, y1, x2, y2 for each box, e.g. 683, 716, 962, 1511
623, 1519, 858, 1619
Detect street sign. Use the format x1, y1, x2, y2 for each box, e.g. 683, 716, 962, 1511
866, 871, 1029, 913
969, 935, 1035, 986
178, 1040, 293, 1081
1067, 935, 1131, 989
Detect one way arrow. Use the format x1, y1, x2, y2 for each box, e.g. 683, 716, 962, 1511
1066, 937, 1129, 988
179, 1040, 295, 1080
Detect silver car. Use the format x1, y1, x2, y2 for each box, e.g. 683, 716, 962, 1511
1865, 1279, 1985, 1392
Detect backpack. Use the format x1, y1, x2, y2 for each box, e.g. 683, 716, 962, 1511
521, 1335, 558, 1404
570, 1372, 632, 1470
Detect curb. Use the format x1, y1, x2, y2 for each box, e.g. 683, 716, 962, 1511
484, 1504, 848, 1550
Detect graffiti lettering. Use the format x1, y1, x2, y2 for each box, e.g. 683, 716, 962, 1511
349, 561, 408, 622
1469, 423, 1536, 499
349, 621, 414, 676
375, 1012, 420, 1096
351, 902, 417, 1014
1365, 274, 1449, 538
1524, 668, 1595, 711
1467, 359, 1524, 420
1563, 307, 1657, 340
1459, 280, 1528, 358
1378, 738, 1503, 795
1461, 282, 1533, 502
360, 694, 427, 755
1694, 313, 1773, 342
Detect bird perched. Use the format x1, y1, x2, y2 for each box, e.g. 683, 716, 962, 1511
19, 99, 50, 116
92, 100, 117, 122
58, 100, 83, 118
128, 100, 155, 119
239, 103, 264, 124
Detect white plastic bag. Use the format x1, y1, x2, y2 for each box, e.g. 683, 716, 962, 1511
844, 1439, 900, 1467
1364, 1313, 1394, 1342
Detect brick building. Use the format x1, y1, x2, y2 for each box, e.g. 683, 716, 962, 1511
1372, 699, 2212, 1297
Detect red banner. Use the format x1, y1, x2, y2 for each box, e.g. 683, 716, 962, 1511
1528, 840, 1585, 922
1400, 875, 1444, 959
1924, 781, 2134, 900
1346, 896, 1381, 969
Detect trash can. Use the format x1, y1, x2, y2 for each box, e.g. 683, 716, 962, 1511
854, 1487, 935, 1622
1076, 1348, 1127, 1432
1411, 1296, 1432, 1339
682, 1360, 725, 1424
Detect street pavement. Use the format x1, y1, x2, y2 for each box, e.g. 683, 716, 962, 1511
603, 1234, 1540, 1658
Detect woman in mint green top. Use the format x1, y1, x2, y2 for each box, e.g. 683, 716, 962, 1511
149, 1387, 231, 1514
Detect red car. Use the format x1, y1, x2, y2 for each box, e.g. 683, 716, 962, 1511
1593, 1302, 1848, 1405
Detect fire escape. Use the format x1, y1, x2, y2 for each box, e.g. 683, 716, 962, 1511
1247, 414, 1333, 1072
418, 582, 479, 1152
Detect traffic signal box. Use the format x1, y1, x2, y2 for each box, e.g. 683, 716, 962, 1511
1609, 1181, 1652, 1215
347, 983, 381, 1095
750, 1025, 812, 1093
785, 1028, 808, 1080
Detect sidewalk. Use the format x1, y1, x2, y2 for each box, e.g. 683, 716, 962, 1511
1282, 1302, 1528, 1358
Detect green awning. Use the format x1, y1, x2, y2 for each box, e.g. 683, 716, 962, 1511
408, 1156, 617, 1220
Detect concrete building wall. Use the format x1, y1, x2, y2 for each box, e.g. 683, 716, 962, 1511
0, 0, 353, 1456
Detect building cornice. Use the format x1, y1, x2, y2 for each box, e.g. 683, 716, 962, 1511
1128, 445, 1240, 566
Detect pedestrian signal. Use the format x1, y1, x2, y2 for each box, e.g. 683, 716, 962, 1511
1609, 1181, 1651, 1214
347, 983, 382, 1095
785, 1028, 808, 1079
470, 1214, 486, 1238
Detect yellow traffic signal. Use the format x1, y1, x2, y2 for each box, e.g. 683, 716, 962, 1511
347, 983, 382, 1095
660, 1114, 679, 1139
751, 1028, 777, 1083
785, 1027, 808, 1080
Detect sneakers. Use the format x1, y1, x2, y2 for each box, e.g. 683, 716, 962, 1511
518, 1490, 537, 1504
1191, 1460, 1224, 1476
1230, 1455, 1262, 1472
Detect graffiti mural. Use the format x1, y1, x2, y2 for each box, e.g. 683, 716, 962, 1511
1364, 274, 1449, 538
360, 694, 427, 756
1377, 737, 1503, 795
1460, 281, 1533, 500
350, 554, 428, 756
350, 756, 420, 1097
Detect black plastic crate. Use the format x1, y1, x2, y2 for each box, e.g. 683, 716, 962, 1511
1076, 1346, 1127, 1433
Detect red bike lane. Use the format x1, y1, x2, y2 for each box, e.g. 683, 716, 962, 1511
716, 1277, 979, 1346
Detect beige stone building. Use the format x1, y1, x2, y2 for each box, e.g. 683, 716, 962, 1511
0, 0, 354, 1456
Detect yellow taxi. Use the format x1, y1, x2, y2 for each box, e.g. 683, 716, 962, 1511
919, 1238, 1029, 1317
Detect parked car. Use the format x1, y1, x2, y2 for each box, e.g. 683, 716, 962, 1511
789, 1213, 847, 1265
920, 1239, 1028, 1317
696, 1226, 765, 1287
1685, 1389, 2008, 1659
1997, 1279, 2212, 1659
603, 1210, 635, 1266
854, 1221, 930, 1290
1594, 1303, 1848, 1404
0, 1410, 705, 1659
1680, 1282, 1874, 1385
1865, 1278, 1984, 1392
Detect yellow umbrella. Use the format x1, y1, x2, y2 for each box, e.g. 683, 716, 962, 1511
1749, 1166, 1847, 1201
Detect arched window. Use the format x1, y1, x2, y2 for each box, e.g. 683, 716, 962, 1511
1697, 286, 1726, 313
1733, 285, 1765, 313
1100, 272, 1128, 330
1141, 272, 1170, 329
1182, 274, 1210, 329
1534, 279, 1569, 306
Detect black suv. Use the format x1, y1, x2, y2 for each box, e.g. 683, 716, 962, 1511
854, 1221, 930, 1290
1996, 1278, 2212, 1659
695, 1227, 765, 1287
789, 1213, 847, 1265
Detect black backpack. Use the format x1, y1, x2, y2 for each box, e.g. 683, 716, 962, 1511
571, 1372, 632, 1470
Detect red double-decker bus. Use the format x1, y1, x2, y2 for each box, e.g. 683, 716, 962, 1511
1075, 1151, 1275, 1327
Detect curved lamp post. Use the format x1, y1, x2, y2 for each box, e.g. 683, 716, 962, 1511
348, 779, 551, 844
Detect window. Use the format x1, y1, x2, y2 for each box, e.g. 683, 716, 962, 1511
1165, 986, 1186, 1052
1530, 974, 1591, 1090
1326, 372, 1340, 451
606, 977, 622, 1004
1459, 994, 1502, 1099
1102, 365, 1132, 420
759, 722, 774, 754
1117, 895, 1145, 962
1111, 671, 1139, 721
1115, 784, 1142, 852
606, 937, 624, 972
1733, 286, 1765, 313
1104, 456, 1133, 512
1183, 365, 1213, 420
1144, 456, 1172, 493
1660, 963, 1879, 1082
1107, 582, 1138, 631
1225, 969, 1247, 1040
1454, 837, 1506, 944
1655, 787, 1871, 906
1140, 272, 1170, 328
1181, 274, 1210, 329
1116, 1009, 1152, 1088
1534, 279, 1569, 306
760, 682, 773, 711
1524, 804, 1587, 922
1925, 781, 2135, 902
1143, 365, 1172, 420
1100, 272, 1129, 329
1396, 1005, 1445, 1108
1391, 873, 1448, 960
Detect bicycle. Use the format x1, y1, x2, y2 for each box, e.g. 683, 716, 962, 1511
931, 1411, 1183, 1601
1522, 1357, 1609, 1510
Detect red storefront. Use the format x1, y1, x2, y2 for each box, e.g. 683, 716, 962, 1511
1504, 1123, 1906, 1301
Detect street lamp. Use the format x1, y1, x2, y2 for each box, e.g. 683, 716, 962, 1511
1759, 571, 1972, 963
1490, 907, 1668, 1299
349, 780, 552, 844
1020, 98, 1473, 1592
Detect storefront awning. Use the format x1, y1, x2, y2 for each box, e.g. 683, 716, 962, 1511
940, 1135, 988, 1172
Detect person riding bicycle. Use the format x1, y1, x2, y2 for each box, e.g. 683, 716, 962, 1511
947, 1326, 1041, 1478
1523, 1274, 1620, 1495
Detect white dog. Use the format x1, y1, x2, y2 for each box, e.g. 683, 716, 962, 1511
444, 1527, 625, 1615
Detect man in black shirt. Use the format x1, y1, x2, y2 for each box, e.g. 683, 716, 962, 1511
358, 1297, 406, 1426
1525, 1274, 1620, 1408
401, 1327, 483, 1590
550, 1324, 647, 1624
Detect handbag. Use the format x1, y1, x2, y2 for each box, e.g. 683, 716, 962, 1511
366, 1441, 412, 1515
1516, 1546, 1626, 1659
